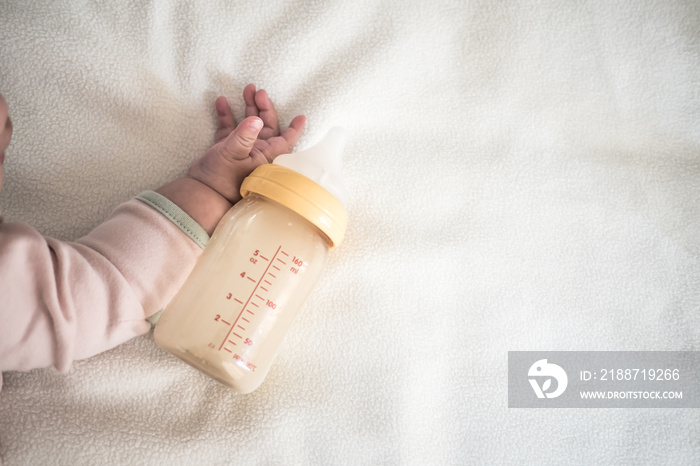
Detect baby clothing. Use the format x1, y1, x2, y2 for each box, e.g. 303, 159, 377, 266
0, 191, 208, 389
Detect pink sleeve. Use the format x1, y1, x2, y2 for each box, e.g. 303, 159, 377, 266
0, 194, 204, 380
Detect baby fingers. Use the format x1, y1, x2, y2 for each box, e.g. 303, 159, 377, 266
218, 116, 264, 161
252, 115, 306, 162
253, 89, 281, 140
243, 85, 282, 141
215, 97, 236, 143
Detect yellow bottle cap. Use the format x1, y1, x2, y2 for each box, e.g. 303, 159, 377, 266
240, 164, 348, 248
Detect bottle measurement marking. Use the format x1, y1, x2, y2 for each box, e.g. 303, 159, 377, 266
218, 245, 282, 352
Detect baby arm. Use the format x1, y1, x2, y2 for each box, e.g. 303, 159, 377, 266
0, 86, 304, 380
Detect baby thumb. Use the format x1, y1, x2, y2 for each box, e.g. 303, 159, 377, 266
219, 117, 264, 161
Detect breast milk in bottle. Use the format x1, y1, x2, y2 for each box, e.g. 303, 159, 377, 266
154, 128, 348, 394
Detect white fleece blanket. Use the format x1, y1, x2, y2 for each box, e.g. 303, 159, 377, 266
1, 0, 700, 464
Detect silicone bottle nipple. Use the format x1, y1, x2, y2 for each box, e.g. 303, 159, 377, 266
273, 127, 348, 206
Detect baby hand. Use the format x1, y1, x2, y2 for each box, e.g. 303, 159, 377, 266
188, 84, 306, 203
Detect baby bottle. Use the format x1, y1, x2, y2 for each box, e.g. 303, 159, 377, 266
154, 128, 348, 394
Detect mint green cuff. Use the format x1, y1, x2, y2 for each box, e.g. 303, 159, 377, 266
136, 191, 209, 249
